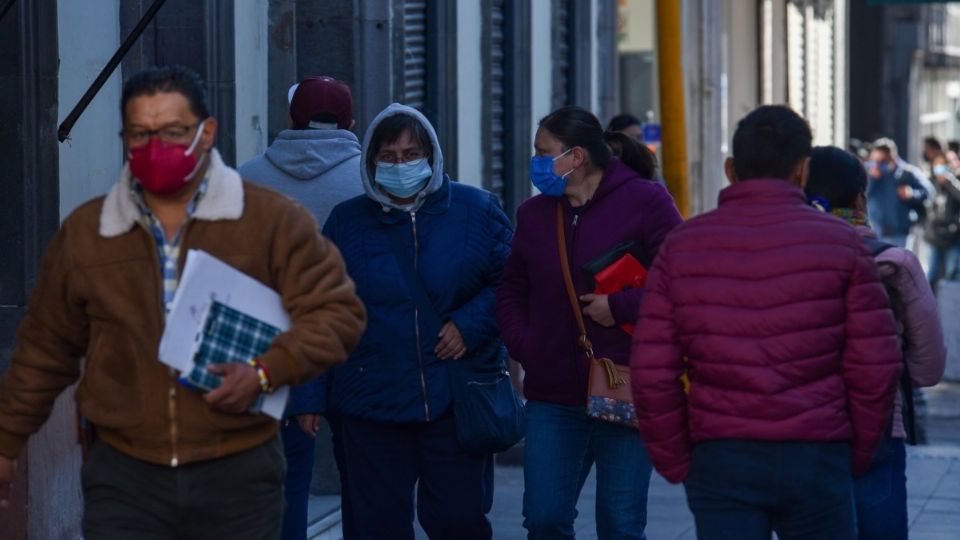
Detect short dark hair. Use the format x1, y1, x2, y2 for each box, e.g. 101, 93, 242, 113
365, 113, 433, 177
732, 105, 812, 180
607, 114, 641, 133
121, 65, 210, 122
949, 140, 960, 154
924, 136, 943, 152
539, 106, 611, 169
804, 146, 867, 210
604, 131, 658, 179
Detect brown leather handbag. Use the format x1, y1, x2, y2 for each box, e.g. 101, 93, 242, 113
555, 202, 638, 429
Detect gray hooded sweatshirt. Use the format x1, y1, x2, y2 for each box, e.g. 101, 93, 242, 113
360, 103, 446, 213
238, 128, 365, 226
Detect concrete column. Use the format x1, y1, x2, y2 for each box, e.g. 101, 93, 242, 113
234, 0, 269, 166
530, 0, 553, 145
457, 0, 482, 188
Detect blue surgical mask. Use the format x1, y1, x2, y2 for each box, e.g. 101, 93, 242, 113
530, 149, 575, 197
934, 164, 949, 176
375, 158, 432, 198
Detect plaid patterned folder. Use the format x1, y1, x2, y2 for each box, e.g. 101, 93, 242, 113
183, 300, 281, 413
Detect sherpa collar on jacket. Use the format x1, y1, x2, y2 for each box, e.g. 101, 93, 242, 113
99, 148, 244, 238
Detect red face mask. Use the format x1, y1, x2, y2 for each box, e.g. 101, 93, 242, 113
129, 121, 206, 196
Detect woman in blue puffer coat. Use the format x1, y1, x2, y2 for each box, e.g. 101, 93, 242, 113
319, 103, 513, 540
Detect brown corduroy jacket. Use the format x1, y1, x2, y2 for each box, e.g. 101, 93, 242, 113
0, 149, 366, 466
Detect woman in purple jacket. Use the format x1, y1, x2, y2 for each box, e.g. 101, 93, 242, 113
496, 106, 683, 540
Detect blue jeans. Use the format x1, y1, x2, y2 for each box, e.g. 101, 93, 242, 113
522, 401, 652, 540
684, 440, 856, 540
928, 244, 960, 286
854, 439, 907, 540
281, 419, 317, 540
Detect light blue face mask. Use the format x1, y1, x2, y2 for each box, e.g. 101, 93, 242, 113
375, 158, 432, 198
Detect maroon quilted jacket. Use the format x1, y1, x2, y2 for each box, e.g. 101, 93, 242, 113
630, 179, 902, 483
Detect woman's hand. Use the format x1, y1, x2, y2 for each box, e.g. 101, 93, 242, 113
580, 294, 615, 327
436, 321, 467, 360
296, 414, 323, 437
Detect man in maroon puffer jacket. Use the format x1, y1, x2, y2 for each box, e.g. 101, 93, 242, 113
630, 105, 902, 540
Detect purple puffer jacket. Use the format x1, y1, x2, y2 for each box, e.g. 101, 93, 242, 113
630, 180, 902, 483
496, 159, 683, 406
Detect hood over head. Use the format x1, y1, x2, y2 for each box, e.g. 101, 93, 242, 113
361, 103, 444, 212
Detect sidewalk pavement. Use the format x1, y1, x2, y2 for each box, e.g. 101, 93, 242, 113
310, 447, 960, 540
312, 381, 960, 539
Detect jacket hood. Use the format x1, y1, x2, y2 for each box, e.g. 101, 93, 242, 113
360, 103, 445, 212
265, 129, 361, 180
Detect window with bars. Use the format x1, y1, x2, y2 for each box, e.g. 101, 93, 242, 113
552, 0, 570, 110
483, 0, 507, 201
398, 0, 428, 111
786, 0, 836, 145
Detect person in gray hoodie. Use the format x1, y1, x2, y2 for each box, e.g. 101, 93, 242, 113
238, 75, 365, 540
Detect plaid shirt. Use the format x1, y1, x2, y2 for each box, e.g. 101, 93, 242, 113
131, 176, 209, 316
184, 301, 281, 413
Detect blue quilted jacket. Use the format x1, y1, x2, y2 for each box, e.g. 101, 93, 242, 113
289, 103, 513, 423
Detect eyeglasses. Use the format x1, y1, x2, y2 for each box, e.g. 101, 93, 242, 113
120, 123, 200, 146
376, 149, 427, 165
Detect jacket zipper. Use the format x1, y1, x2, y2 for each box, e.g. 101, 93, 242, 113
143, 220, 190, 468
166, 221, 194, 467
411, 212, 431, 421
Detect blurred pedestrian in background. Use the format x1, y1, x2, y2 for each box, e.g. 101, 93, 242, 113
920, 136, 960, 291
866, 138, 931, 248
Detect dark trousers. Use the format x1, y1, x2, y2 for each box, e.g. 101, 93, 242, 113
337, 412, 494, 540
281, 420, 317, 540
82, 437, 285, 540
327, 413, 358, 539
854, 439, 908, 540
684, 440, 856, 540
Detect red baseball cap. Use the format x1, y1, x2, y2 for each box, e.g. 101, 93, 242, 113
288, 76, 353, 130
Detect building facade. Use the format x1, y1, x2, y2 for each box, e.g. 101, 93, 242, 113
850, 0, 960, 163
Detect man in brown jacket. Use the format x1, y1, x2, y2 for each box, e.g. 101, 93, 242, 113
0, 65, 366, 539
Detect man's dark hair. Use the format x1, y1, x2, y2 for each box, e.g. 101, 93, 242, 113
804, 146, 867, 210
924, 136, 943, 153
121, 65, 210, 121
607, 113, 641, 133
731, 105, 812, 180
540, 106, 612, 168
365, 113, 433, 177
949, 140, 960, 155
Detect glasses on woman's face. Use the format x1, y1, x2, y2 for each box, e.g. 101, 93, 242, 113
120, 123, 200, 147
376, 147, 427, 166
